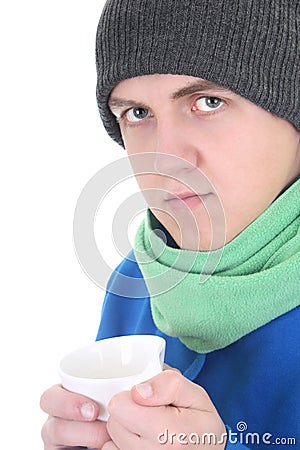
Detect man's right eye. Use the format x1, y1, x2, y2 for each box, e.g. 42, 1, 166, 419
125, 107, 149, 122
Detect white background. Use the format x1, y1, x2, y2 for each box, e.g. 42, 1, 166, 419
0, 1, 133, 447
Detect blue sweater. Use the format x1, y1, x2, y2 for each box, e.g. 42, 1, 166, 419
96, 250, 300, 449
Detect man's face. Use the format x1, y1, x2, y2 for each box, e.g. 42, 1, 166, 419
109, 74, 300, 251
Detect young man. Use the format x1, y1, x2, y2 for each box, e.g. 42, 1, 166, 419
41, 1, 300, 449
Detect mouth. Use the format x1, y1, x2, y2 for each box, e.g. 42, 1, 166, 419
164, 191, 211, 211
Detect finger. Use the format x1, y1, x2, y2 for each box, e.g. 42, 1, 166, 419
40, 384, 99, 421
131, 370, 214, 411
107, 416, 143, 450
102, 440, 119, 450
163, 363, 181, 373
107, 390, 165, 438
41, 416, 110, 448
107, 385, 225, 446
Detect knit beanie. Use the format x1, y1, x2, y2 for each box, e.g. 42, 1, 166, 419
96, 0, 300, 147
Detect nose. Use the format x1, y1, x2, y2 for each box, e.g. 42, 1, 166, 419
153, 115, 199, 176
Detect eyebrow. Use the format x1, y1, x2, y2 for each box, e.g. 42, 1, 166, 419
108, 79, 231, 111
171, 80, 231, 100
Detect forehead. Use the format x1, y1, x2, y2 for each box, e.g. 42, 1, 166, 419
109, 74, 233, 106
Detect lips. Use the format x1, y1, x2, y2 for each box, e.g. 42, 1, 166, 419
164, 191, 211, 211
164, 191, 209, 201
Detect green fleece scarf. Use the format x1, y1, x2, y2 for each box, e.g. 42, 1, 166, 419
134, 180, 300, 353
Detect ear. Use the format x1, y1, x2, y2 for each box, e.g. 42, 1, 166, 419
297, 131, 300, 177
297, 130, 300, 157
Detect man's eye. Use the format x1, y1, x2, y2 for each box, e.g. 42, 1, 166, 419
194, 97, 224, 112
125, 107, 149, 122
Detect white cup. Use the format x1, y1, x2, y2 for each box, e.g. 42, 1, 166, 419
59, 334, 166, 421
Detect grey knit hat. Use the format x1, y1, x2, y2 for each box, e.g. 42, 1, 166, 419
96, 0, 300, 146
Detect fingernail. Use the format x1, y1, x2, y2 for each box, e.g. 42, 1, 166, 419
81, 402, 95, 420
135, 382, 153, 399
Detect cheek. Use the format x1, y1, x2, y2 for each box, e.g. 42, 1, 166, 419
122, 124, 156, 153
218, 118, 297, 181
134, 174, 163, 206
134, 173, 154, 189
250, 123, 300, 185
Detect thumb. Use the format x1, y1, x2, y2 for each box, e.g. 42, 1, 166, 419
131, 369, 214, 412
163, 363, 181, 373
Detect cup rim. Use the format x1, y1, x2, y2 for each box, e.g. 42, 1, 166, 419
59, 334, 166, 381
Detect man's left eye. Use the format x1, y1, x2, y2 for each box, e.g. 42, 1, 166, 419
194, 97, 224, 112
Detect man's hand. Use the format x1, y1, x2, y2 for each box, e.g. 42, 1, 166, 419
40, 384, 110, 449
103, 369, 227, 449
